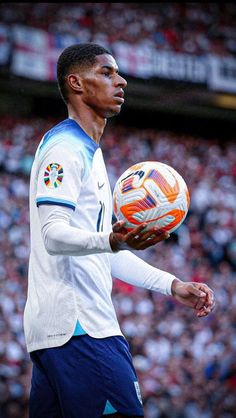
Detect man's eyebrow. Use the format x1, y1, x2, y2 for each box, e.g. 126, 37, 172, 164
101, 65, 119, 73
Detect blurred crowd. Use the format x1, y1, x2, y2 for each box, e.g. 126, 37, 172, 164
1, 2, 236, 57
0, 114, 235, 417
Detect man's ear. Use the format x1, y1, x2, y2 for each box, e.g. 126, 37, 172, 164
67, 74, 83, 93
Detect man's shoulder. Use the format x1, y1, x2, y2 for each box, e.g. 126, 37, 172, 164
39, 118, 98, 153
39, 119, 73, 151
36, 119, 100, 172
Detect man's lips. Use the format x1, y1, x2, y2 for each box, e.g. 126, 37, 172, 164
114, 91, 125, 103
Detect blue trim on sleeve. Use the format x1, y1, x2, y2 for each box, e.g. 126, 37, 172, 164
36, 197, 76, 210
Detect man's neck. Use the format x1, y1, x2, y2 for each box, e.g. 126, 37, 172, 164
68, 105, 106, 144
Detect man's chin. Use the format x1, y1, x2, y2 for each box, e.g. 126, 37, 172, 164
105, 106, 122, 118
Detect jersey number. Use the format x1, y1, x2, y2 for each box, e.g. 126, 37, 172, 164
97, 201, 105, 232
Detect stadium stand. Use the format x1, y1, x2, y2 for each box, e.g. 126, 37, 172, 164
0, 3, 236, 56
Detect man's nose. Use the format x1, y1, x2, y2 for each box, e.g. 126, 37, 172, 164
116, 74, 127, 88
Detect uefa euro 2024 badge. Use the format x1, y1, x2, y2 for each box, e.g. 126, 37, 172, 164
44, 163, 64, 188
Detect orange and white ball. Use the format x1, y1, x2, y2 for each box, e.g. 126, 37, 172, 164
113, 161, 190, 233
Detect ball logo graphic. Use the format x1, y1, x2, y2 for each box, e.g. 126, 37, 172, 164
113, 161, 190, 233
44, 163, 64, 189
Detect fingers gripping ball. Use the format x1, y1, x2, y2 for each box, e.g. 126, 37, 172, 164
113, 161, 190, 233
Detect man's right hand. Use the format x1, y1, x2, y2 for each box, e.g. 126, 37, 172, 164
109, 220, 170, 252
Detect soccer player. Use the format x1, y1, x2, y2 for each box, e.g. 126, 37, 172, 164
24, 43, 215, 418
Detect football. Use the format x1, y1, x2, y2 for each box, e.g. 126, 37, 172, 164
113, 161, 190, 233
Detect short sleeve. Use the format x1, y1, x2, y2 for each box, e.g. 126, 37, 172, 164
35, 143, 84, 211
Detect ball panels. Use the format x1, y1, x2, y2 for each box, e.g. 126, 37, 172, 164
113, 161, 190, 233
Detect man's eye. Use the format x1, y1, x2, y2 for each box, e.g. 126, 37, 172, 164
103, 72, 110, 77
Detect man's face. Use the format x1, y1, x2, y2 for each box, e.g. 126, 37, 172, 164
79, 54, 127, 118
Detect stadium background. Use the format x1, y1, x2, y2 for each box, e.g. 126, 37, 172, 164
0, 3, 236, 418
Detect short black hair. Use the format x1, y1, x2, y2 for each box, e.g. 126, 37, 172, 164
57, 43, 112, 103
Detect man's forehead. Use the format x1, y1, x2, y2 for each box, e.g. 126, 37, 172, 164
95, 54, 119, 71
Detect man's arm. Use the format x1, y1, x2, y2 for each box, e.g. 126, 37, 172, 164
110, 250, 175, 295
111, 250, 215, 317
39, 205, 112, 255
39, 207, 169, 256
110, 220, 215, 317
40, 206, 215, 315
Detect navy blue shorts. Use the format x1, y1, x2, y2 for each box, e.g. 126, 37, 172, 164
29, 335, 144, 418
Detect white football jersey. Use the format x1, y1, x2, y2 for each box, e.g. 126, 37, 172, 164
24, 118, 123, 352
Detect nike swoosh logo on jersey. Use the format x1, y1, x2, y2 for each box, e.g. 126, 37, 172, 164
98, 181, 105, 189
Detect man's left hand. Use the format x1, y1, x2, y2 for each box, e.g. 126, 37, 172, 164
171, 279, 215, 317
